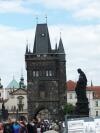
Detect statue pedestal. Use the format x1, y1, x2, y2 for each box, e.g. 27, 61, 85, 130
75, 98, 89, 117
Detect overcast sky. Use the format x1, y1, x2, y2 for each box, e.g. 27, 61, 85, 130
0, 0, 100, 87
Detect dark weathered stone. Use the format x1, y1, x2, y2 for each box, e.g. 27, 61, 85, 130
25, 23, 66, 121
75, 68, 89, 117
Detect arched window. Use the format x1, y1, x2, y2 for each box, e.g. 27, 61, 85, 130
17, 96, 24, 111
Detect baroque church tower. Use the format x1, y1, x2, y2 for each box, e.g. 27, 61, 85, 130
25, 23, 66, 120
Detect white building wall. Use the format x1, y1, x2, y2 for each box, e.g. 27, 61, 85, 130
67, 90, 95, 117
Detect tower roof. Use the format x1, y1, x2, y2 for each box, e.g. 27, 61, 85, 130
33, 23, 51, 54
6, 78, 19, 89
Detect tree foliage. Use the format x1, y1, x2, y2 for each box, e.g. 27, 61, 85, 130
64, 103, 75, 115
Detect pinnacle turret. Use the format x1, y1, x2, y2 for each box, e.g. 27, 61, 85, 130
0, 78, 3, 88
58, 37, 65, 53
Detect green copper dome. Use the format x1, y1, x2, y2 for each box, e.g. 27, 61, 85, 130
6, 79, 19, 89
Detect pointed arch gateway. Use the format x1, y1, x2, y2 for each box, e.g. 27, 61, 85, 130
34, 106, 51, 120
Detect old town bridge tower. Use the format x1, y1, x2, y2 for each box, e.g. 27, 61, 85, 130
25, 23, 66, 120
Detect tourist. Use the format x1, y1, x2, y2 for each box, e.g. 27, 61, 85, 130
19, 121, 28, 133
12, 120, 21, 133
3, 118, 14, 133
27, 117, 37, 133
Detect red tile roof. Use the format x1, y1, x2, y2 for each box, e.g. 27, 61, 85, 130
67, 80, 76, 91
67, 80, 100, 99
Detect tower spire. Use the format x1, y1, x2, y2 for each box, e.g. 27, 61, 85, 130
0, 78, 3, 88
26, 40, 29, 53
58, 37, 65, 53
45, 14, 47, 23
91, 80, 93, 87
33, 23, 51, 53
36, 16, 38, 24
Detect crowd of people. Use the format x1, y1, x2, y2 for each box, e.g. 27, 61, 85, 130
0, 117, 60, 133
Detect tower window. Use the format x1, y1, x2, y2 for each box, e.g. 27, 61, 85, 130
36, 71, 39, 77
49, 70, 52, 76
46, 70, 49, 76
33, 71, 35, 77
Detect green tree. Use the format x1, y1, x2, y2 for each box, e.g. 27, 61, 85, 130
64, 103, 75, 115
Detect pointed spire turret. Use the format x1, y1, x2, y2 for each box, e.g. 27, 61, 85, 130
58, 37, 65, 53
26, 40, 29, 54
55, 43, 57, 52
91, 80, 93, 87
0, 78, 3, 88
45, 15, 47, 24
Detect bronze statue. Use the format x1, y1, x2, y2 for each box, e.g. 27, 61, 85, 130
75, 68, 89, 117
75, 68, 87, 100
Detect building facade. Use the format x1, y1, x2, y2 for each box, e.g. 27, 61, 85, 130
5, 76, 27, 119
25, 23, 66, 120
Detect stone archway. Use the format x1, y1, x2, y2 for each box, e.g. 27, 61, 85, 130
34, 107, 51, 121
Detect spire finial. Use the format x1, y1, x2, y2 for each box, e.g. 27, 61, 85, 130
26, 39, 28, 45
13, 74, 15, 80
36, 16, 38, 24
60, 31, 61, 38
60, 28, 63, 38
45, 14, 47, 23
91, 80, 93, 87
21, 68, 23, 78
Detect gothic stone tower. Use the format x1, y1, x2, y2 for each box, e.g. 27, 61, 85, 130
25, 23, 66, 121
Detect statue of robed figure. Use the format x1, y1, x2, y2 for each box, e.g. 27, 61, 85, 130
75, 68, 89, 117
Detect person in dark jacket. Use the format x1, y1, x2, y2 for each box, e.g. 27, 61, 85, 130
27, 118, 37, 133
3, 118, 14, 133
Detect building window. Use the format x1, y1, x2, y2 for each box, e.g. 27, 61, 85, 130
49, 70, 52, 76
36, 71, 39, 77
93, 92, 95, 98
96, 111, 98, 116
33, 71, 35, 77
46, 70, 49, 76
17, 96, 24, 111
95, 101, 98, 107
69, 94, 72, 99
